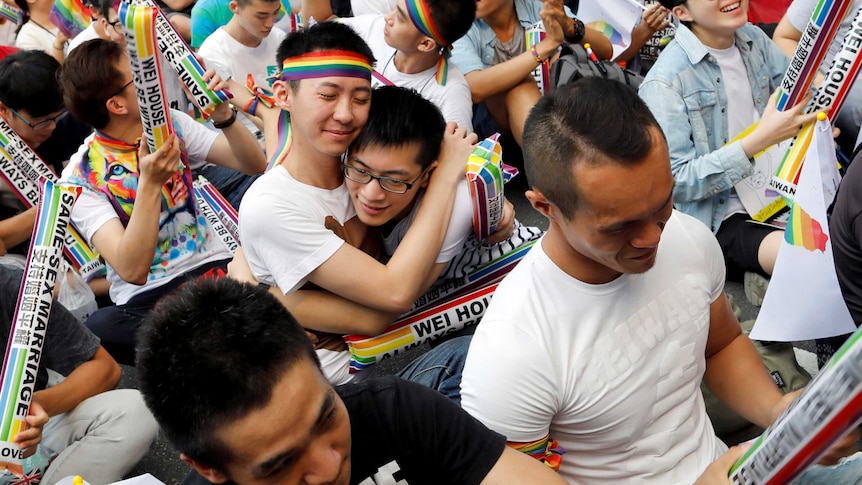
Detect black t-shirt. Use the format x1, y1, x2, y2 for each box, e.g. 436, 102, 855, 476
830, 151, 862, 328
183, 376, 507, 485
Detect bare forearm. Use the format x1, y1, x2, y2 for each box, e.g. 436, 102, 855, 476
32, 348, 120, 416
0, 208, 36, 252
109, 181, 162, 283
281, 289, 399, 336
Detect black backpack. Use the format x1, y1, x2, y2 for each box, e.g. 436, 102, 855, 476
550, 44, 644, 92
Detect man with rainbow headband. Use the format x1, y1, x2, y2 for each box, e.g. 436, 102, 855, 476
301, 0, 476, 132
238, 22, 477, 395
58, 39, 266, 366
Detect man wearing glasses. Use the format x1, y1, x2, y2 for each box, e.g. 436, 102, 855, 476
67, 0, 125, 51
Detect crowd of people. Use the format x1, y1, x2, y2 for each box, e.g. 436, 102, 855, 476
0, 0, 861, 483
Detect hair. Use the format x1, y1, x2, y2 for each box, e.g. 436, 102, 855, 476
523, 77, 664, 219
136, 277, 322, 469
275, 21, 376, 91
234, 0, 280, 8
350, 85, 444, 169
0, 50, 62, 117
95, 0, 118, 19
59, 39, 127, 130
425, 0, 476, 46
657, 0, 691, 28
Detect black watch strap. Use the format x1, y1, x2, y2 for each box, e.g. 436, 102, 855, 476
567, 17, 586, 44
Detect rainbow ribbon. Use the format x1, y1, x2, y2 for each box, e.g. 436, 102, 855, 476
243, 74, 275, 115
0, 118, 103, 279
346, 240, 536, 372
279, 50, 373, 82
266, 109, 292, 171
48, 0, 91, 38
772, 5, 862, 198
729, 325, 862, 484
526, 22, 550, 95
140, 0, 231, 119
0, 3, 22, 25
466, 133, 507, 241
119, 0, 174, 152
193, 176, 239, 248
0, 181, 80, 476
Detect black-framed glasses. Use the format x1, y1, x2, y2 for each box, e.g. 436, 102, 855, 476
9, 107, 67, 131
342, 162, 431, 194
107, 17, 123, 34
109, 79, 134, 99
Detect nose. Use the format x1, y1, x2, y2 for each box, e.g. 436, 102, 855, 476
384, 9, 394, 25
332, 97, 354, 125
304, 444, 344, 484
359, 177, 387, 201
264, 14, 275, 28
630, 221, 663, 249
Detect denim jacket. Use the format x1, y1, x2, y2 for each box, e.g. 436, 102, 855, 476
451, 0, 572, 74
638, 23, 788, 233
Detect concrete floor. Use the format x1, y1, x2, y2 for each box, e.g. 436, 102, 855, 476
118, 172, 809, 483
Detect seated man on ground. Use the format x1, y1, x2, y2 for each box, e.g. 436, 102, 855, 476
0, 265, 158, 483
450, 0, 611, 145
58, 39, 265, 365
238, 23, 477, 391
301, 0, 476, 132
639, 0, 818, 306
460, 78, 861, 483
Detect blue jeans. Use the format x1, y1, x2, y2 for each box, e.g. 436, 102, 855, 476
794, 453, 862, 484
394, 335, 472, 406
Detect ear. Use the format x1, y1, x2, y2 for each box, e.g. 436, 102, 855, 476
525, 188, 556, 221
271, 80, 291, 111
105, 94, 128, 116
181, 453, 230, 484
418, 162, 436, 189
672, 5, 691, 23
416, 36, 437, 54
229, 0, 239, 14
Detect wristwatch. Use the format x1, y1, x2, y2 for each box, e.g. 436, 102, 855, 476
567, 17, 586, 44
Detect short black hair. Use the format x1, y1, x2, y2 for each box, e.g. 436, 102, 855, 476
136, 277, 321, 470
275, 21, 376, 91
0, 50, 63, 118
350, 85, 444, 170
59, 39, 128, 130
657, 0, 685, 8
425, 0, 476, 46
523, 77, 663, 219
96, 0, 117, 18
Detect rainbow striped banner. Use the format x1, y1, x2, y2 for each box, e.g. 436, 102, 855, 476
0, 3, 22, 25
526, 22, 550, 95
48, 0, 91, 38
772, 5, 862, 198
775, 0, 854, 111
266, 110, 292, 171
120, 0, 173, 152
730, 325, 862, 484
142, 0, 231, 119
0, 181, 79, 475
192, 176, 239, 252
784, 200, 829, 252
466, 133, 505, 241
345, 240, 536, 371
0, 124, 103, 280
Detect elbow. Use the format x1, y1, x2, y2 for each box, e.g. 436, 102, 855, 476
384, 292, 415, 315
117, 267, 150, 286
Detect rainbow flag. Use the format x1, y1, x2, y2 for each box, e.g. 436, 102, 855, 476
590, 20, 626, 47
49, 0, 91, 39
784, 203, 828, 252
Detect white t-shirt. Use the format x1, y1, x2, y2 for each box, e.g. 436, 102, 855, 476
67, 23, 99, 52
15, 21, 59, 54
60, 111, 226, 305
198, 26, 286, 135
462, 211, 727, 484
340, 15, 474, 132
350, 0, 395, 16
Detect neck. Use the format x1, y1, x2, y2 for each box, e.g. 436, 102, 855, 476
224, 19, 262, 48
690, 25, 735, 50
392, 49, 438, 74
484, 2, 517, 40
100, 116, 144, 146
542, 224, 622, 285
282, 142, 343, 189
28, 11, 53, 28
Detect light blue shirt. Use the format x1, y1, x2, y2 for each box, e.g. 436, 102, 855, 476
638, 23, 788, 233
451, 0, 573, 74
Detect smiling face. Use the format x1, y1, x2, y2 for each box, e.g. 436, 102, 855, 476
530, 128, 675, 284
201, 359, 352, 485
674, 0, 748, 48
345, 142, 428, 227
273, 76, 372, 161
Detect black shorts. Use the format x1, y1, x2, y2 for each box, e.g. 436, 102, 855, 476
715, 213, 777, 280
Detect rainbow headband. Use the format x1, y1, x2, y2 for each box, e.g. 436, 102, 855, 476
405, 0, 450, 85
280, 50, 372, 82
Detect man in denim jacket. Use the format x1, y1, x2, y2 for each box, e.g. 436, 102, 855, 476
638, 0, 816, 302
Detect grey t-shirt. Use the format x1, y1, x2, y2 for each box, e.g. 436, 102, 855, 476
0, 266, 100, 391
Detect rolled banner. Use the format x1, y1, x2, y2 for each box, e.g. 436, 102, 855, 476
0, 3, 22, 25
526, 22, 550, 95
466, 133, 505, 241
144, 0, 231, 119
345, 240, 536, 371
775, 0, 854, 111
48, 0, 91, 38
729, 325, 862, 484
0, 119, 104, 280
192, 177, 238, 252
772, 5, 862, 199
195, 176, 239, 241
0, 180, 80, 475
119, 0, 174, 153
